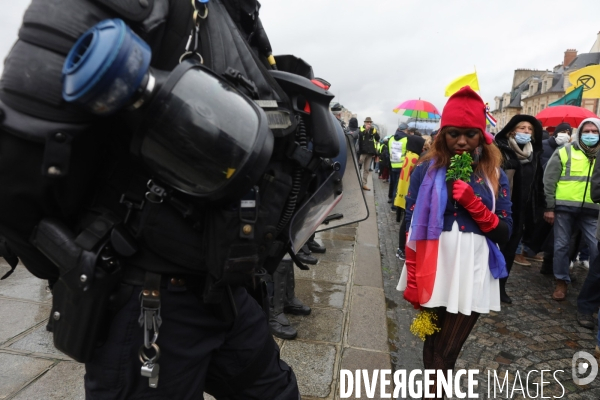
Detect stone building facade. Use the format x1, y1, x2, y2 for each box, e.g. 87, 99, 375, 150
490, 69, 547, 133
520, 65, 566, 117
339, 108, 356, 125
330, 103, 356, 126
491, 34, 600, 133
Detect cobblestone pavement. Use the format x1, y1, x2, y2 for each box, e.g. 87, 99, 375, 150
373, 174, 600, 399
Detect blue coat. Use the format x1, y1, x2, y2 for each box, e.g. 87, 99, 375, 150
541, 137, 559, 170
405, 161, 513, 241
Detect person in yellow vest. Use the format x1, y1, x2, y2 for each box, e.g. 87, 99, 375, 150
393, 135, 426, 260
543, 118, 600, 301
388, 123, 410, 209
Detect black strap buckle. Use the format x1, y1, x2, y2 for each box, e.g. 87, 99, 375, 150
145, 180, 169, 204
120, 194, 145, 224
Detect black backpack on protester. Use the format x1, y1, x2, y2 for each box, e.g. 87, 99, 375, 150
0, 0, 341, 361
380, 140, 391, 171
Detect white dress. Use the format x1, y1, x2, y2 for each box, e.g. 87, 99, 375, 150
397, 221, 501, 315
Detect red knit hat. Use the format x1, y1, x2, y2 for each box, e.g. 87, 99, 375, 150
440, 86, 493, 144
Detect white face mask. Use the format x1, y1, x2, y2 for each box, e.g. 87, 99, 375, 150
555, 132, 570, 145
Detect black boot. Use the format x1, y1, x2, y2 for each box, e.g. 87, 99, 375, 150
269, 312, 297, 340
296, 252, 318, 265
499, 278, 512, 304
269, 260, 297, 339
297, 245, 318, 265
285, 297, 311, 315
283, 261, 311, 315
307, 238, 326, 254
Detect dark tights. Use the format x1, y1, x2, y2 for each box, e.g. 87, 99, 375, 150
397, 208, 406, 247
422, 308, 480, 399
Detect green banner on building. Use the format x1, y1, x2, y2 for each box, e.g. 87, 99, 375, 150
549, 85, 583, 107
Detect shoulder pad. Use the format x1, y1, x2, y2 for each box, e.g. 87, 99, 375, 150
95, 0, 154, 22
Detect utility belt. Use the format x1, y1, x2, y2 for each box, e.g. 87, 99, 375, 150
30, 168, 289, 363
121, 264, 206, 288
31, 211, 270, 394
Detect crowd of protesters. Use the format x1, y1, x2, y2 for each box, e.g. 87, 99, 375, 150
352, 87, 600, 394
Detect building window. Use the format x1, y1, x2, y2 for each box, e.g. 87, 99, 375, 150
541, 104, 545, 110
528, 107, 532, 114
542, 81, 547, 92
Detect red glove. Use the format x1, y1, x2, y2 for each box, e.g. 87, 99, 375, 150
403, 233, 420, 309
452, 180, 499, 232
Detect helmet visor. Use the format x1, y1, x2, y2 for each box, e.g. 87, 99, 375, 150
139, 64, 272, 200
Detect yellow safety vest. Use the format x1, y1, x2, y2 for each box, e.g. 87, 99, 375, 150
555, 144, 597, 209
388, 136, 407, 169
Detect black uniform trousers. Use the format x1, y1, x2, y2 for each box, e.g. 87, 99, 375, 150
85, 281, 299, 400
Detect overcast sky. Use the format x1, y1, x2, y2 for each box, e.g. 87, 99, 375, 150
2, 0, 599, 134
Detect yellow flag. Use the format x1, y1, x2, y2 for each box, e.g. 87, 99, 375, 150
445, 72, 480, 97
568, 65, 600, 98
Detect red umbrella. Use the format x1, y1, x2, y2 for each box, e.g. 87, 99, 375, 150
535, 105, 598, 127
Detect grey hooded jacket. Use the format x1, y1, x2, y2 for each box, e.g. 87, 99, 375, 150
545, 118, 600, 211
545, 118, 600, 239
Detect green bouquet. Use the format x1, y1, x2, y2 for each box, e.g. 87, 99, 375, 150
446, 152, 473, 182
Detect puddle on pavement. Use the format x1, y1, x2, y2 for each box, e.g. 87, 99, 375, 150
295, 279, 346, 309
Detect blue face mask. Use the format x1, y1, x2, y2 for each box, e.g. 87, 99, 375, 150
581, 133, 599, 147
515, 133, 532, 144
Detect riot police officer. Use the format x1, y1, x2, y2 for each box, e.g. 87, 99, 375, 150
0, 0, 345, 398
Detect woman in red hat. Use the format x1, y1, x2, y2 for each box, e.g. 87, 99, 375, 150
397, 86, 513, 397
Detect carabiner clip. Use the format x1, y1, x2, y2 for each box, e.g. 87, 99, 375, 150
192, 0, 209, 23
